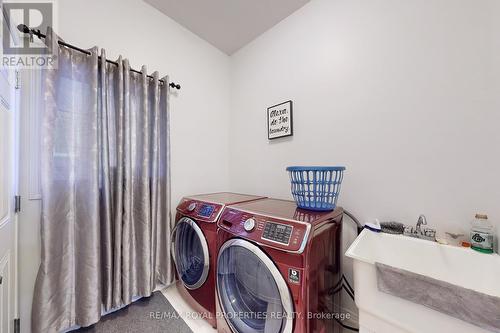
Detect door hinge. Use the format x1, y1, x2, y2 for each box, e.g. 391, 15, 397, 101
14, 195, 21, 213
15, 70, 20, 90
14, 318, 20, 333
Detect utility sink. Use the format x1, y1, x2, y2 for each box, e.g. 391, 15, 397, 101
346, 229, 500, 333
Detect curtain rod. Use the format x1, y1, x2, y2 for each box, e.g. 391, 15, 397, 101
17, 24, 181, 90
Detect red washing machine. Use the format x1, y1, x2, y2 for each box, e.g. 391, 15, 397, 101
172, 193, 266, 328
215, 198, 343, 333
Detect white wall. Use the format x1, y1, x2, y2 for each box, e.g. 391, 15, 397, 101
229, 0, 500, 237
58, 0, 232, 205
229, 1, 500, 316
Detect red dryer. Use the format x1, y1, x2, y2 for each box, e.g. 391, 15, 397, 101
215, 198, 343, 333
172, 192, 266, 328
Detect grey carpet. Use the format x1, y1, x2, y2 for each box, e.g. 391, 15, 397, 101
74, 292, 193, 333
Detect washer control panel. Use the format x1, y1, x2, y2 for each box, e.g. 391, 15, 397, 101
198, 204, 215, 218
218, 208, 310, 252
176, 199, 222, 223
262, 222, 293, 245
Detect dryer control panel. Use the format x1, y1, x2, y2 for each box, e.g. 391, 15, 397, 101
219, 208, 311, 253
176, 199, 223, 223
262, 222, 293, 245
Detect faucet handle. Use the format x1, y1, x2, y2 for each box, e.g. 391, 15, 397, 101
404, 225, 416, 235
423, 228, 436, 237
417, 214, 427, 226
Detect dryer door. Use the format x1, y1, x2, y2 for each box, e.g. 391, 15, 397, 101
217, 239, 293, 333
172, 217, 210, 289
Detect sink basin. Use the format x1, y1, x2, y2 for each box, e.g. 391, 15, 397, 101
346, 229, 500, 333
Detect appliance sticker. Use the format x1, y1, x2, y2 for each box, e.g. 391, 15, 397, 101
288, 268, 300, 284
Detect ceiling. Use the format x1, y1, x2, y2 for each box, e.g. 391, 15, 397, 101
143, 0, 310, 55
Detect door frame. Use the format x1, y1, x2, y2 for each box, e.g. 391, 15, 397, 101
11, 2, 59, 330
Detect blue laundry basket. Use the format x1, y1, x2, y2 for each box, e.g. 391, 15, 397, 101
286, 166, 346, 211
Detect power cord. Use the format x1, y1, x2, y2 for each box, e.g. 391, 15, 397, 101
329, 274, 358, 332
344, 209, 363, 235
328, 210, 363, 332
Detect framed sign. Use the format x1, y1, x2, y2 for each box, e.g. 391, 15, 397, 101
267, 100, 293, 140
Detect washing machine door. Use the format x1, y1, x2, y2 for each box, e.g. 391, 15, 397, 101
217, 239, 293, 333
172, 217, 210, 290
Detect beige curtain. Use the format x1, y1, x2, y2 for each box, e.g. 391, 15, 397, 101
32, 28, 174, 333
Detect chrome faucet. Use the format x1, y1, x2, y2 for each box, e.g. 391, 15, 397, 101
416, 214, 427, 233
403, 214, 436, 241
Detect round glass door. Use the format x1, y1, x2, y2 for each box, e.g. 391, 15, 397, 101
217, 239, 293, 333
172, 217, 209, 289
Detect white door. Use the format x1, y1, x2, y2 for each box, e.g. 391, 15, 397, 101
0, 4, 20, 331
0, 67, 18, 332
